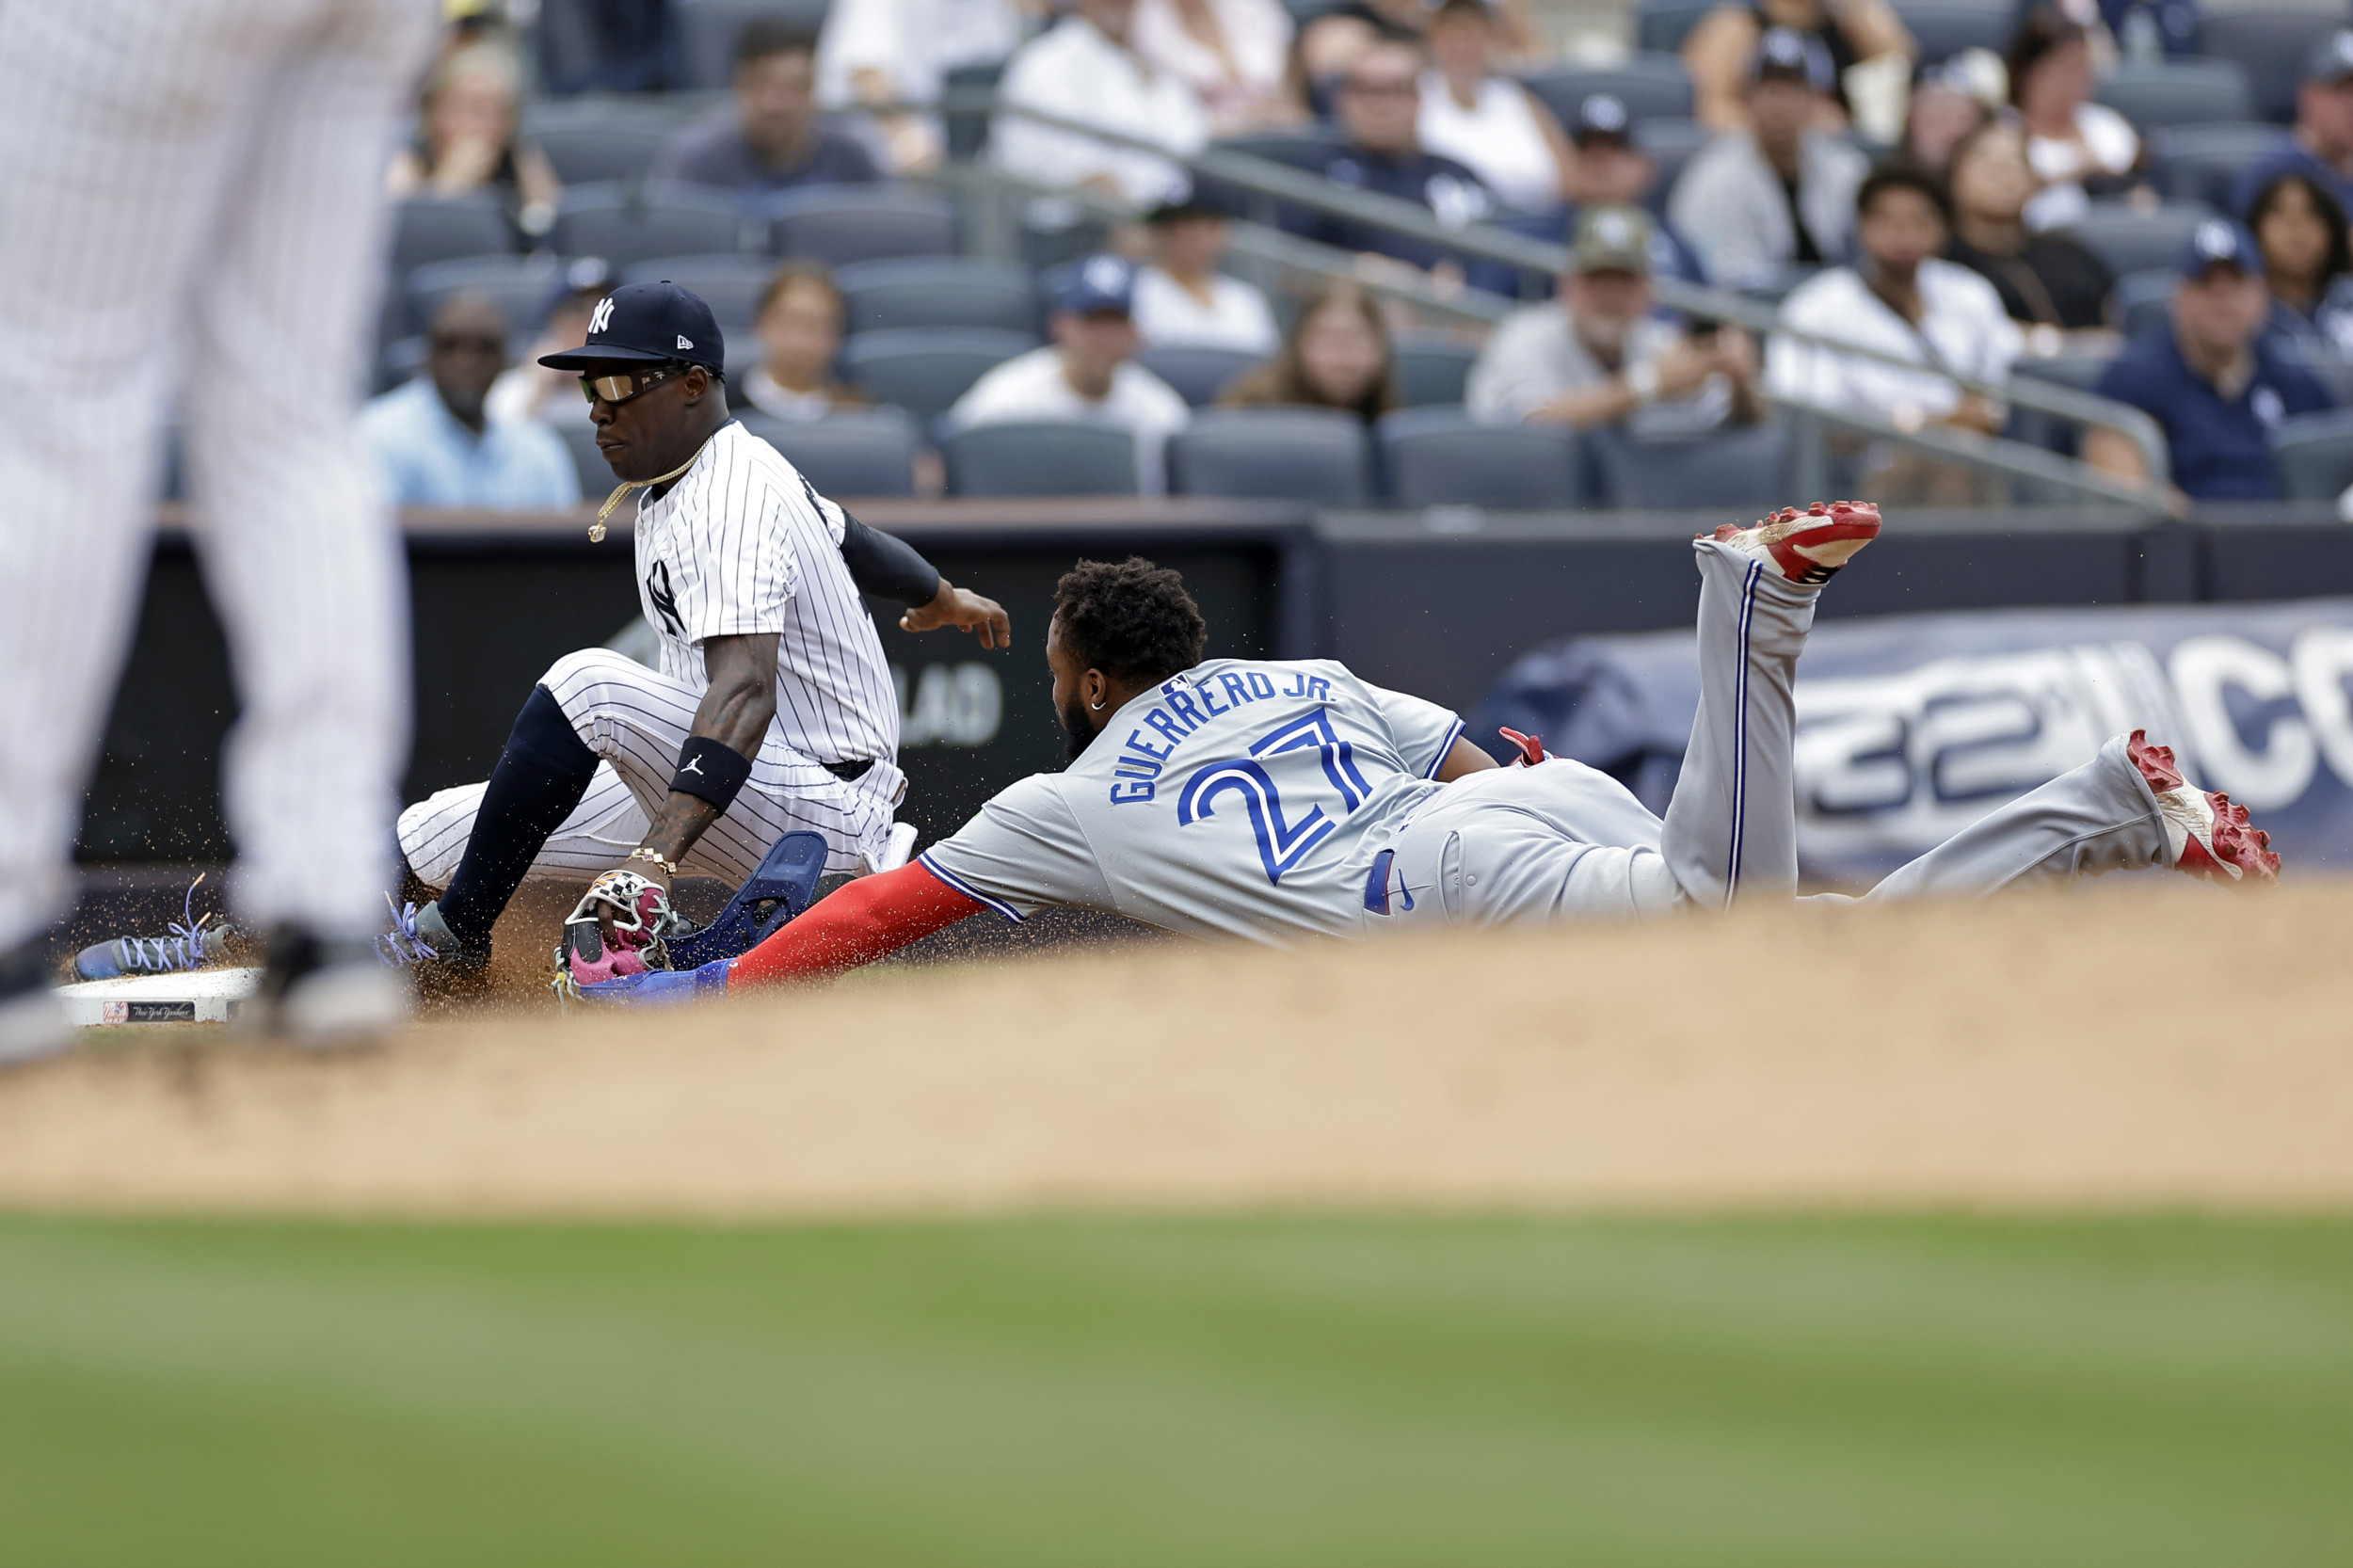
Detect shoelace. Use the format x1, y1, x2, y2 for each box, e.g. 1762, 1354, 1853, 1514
115, 875, 223, 973
373, 892, 440, 967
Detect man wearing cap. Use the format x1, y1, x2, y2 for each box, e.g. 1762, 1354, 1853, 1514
1563, 92, 1707, 285
384, 281, 1011, 983
2085, 219, 2335, 503
1668, 26, 1867, 290
1467, 204, 1762, 435
1131, 196, 1282, 355
2228, 29, 2353, 221
945, 254, 1193, 494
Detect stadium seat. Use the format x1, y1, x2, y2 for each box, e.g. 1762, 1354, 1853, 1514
1378, 408, 1580, 509
557, 417, 617, 500
526, 117, 675, 186
674, 0, 834, 92
835, 256, 1039, 333
2057, 200, 2217, 280
2008, 350, 2121, 456
768, 184, 958, 265
738, 408, 920, 497
2113, 267, 2173, 340
2285, 350, 2353, 406
942, 59, 1007, 162
391, 195, 511, 273
403, 253, 565, 337
551, 182, 757, 266
1392, 336, 1481, 408
1210, 127, 1349, 168
841, 327, 1037, 421
621, 253, 778, 327
1135, 344, 1261, 407
1522, 54, 1695, 128
1167, 408, 1371, 504
2095, 60, 2256, 132
2152, 122, 2283, 209
943, 421, 1138, 496
2201, 7, 2345, 123
1633, 119, 1711, 216
2268, 409, 2353, 500
1588, 420, 1790, 508
1637, 0, 1717, 54
1890, 0, 2015, 62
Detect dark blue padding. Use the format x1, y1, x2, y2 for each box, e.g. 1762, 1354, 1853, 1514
666, 830, 830, 968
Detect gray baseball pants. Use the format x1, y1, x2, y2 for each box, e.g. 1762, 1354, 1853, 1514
1382, 537, 2173, 929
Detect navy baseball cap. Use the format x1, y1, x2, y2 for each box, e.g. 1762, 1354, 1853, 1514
1753, 25, 1834, 92
1055, 253, 1137, 316
539, 280, 724, 375
2179, 216, 2264, 280
1572, 91, 1634, 147
2305, 27, 2353, 84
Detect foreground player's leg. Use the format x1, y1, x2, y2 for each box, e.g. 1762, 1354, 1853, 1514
1854, 730, 2281, 901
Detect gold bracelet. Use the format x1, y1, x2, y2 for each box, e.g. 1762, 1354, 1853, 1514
626, 848, 679, 876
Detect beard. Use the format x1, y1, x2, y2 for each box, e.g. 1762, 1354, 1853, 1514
1058, 691, 1096, 762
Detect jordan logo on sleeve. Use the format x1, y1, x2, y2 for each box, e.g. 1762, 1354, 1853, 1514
646, 560, 683, 637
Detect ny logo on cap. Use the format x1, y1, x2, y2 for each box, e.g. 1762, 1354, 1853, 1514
2194, 218, 2236, 258
1083, 255, 1128, 291
589, 296, 616, 336
1597, 210, 1635, 246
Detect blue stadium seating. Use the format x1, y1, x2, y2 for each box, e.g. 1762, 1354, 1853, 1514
622, 253, 779, 327
391, 195, 511, 274
674, 0, 834, 92
2153, 122, 2285, 210
739, 408, 920, 496
768, 184, 958, 265
1522, 54, 1696, 128
942, 60, 1007, 162
2201, 7, 2347, 123
1378, 408, 1581, 509
557, 416, 616, 499
2008, 351, 2121, 456
1169, 408, 1372, 504
404, 254, 566, 337
944, 422, 1138, 495
1637, 0, 1717, 54
2268, 409, 2353, 499
1589, 421, 1790, 508
1891, 0, 2017, 63
2057, 200, 2219, 280
523, 96, 682, 184
2113, 267, 2174, 340
1135, 344, 1261, 407
841, 327, 1036, 421
2096, 59, 2257, 131
552, 182, 758, 265
1633, 119, 1711, 216
1391, 336, 1481, 408
835, 256, 1039, 333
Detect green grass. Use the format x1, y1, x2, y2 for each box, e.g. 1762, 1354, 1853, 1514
0, 1214, 2347, 1565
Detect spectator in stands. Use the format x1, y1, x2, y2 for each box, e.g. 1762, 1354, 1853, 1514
2229, 31, 2353, 224
361, 293, 581, 510
1944, 120, 2115, 346
386, 40, 561, 242
1563, 94, 1706, 283
1416, 0, 1573, 216
1132, 196, 1282, 352
1900, 54, 1997, 180
1768, 164, 2021, 500
2008, 9, 2140, 232
990, 0, 1209, 213
1288, 9, 1380, 122
486, 259, 615, 428
1684, 0, 1914, 133
1669, 29, 1869, 291
656, 23, 882, 196
946, 255, 1193, 493
817, 0, 1027, 172
743, 263, 872, 422
2248, 171, 2353, 358
1467, 205, 1762, 435
2093, 0, 2200, 62
1293, 36, 1508, 293
1134, 0, 1298, 137
1221, 280, 1399, 422
2086, 219, 2335, 502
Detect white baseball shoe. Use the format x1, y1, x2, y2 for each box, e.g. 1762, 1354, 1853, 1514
2126, 730, 2282, 887
1705, 501, 1882, 584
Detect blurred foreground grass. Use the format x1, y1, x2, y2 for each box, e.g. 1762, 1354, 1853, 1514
1, 1213, 2347, 1565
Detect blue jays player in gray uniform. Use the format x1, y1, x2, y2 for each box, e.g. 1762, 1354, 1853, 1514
584, 504, 2281, 1004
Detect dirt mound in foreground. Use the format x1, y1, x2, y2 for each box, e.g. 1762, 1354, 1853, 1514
2, 880, 2348, 1217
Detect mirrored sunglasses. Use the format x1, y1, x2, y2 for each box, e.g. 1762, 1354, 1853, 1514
580, 363, 685, 406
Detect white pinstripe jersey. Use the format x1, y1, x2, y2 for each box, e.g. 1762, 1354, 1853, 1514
631, 420, 898, 766
919, 659, 1465, 943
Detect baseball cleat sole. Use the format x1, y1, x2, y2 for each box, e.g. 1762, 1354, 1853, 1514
1707, 501, 1881, 584
2127, 729, 2281, 887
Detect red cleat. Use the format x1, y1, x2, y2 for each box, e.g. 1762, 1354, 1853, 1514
1705, 501, 1882, 584
1497, 727, 1546, 767
2126, 729, 2282, 887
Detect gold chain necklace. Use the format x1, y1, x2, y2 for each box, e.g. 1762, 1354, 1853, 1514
587, 432, 717, 542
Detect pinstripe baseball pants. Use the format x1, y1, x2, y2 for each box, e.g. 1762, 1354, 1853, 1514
0, 0, 435, 951
398, 648, 903, 891
1381, 538, 2172, 927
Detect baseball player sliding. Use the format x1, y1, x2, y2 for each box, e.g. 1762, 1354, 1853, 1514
379, 280, 1007, 990
584, 504, 2280, 1003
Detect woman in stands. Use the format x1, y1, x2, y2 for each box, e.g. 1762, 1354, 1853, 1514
1416, 0, 1574, 216
2006, 8, 2142, 232
1220, 281, 1399, 422
2247, 170, 2353, 358
742, 264, 872, 423
1943, 119, 2116, 351
1133, 0, 1299, 136
386, 40, 562, 243
1685, 0, 1914, 132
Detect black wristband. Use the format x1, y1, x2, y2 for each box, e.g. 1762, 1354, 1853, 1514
670, 735, 753, 811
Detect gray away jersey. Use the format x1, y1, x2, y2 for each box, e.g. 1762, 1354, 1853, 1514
919, 659, 1465, 942
631, 420, 898, 765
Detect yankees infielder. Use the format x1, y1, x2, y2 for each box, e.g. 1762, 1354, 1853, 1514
584, 506, 2280, 1003
382, 280, 1007, 986
0, 0, 440, 1057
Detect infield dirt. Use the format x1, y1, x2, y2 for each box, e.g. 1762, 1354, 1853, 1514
3, 878, 2348, 1218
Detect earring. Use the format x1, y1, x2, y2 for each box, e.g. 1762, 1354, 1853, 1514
1090, 698, 1107, 710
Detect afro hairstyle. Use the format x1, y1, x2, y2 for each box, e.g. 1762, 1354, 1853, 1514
1051, 557, 1209, 687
